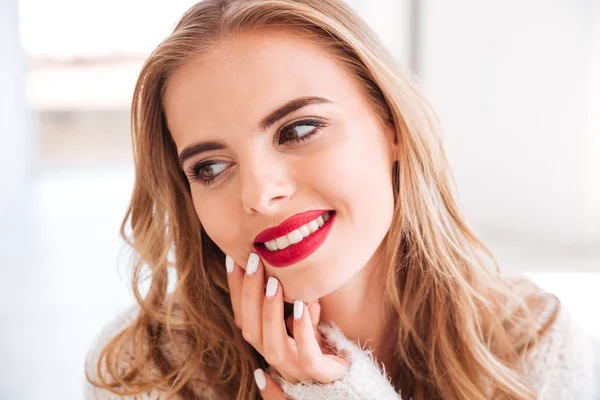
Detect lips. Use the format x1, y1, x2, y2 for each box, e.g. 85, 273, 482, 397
253, 210, 336, 268
253, 210, 331, 244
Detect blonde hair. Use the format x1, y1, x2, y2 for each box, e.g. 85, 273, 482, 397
86, 0, 559, 398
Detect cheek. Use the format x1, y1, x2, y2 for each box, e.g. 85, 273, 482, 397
193, 195, 237, 253
192, 190, 254, 269
316, 127, 393, 201
321, 125, 395, 248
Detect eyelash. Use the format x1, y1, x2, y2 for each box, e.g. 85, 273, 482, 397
185, 119, 327, 186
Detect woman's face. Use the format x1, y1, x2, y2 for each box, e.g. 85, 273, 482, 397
165, 30, 396, 302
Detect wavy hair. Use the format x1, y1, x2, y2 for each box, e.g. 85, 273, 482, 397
86, 0, 559, 398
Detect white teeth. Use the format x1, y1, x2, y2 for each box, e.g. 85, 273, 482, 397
299, 225, 310, 238
266, 239, 277, 250
263, 212, 332, 252
288, 229, 303, 244
275, 235, 291, 250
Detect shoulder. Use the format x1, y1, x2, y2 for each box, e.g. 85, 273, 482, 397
502, 274, 600, 398
85, 303, 221, 400
85, 304, 140, 380
84, 305, 165, 399
520, 296, 600, 399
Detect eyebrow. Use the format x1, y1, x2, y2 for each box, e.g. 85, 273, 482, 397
177, 96, 332, 170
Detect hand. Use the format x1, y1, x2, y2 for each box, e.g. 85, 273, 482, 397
225, 253, 349, 395
252, 368, 286, 399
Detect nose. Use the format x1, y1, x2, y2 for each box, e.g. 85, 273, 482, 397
240, 155, 295, 215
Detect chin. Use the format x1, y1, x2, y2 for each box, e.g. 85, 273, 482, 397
283, 266, 356, 303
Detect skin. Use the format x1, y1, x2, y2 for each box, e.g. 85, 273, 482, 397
165, 29, 398, 395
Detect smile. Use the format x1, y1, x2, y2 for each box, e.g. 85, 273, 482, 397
263, 211, 332, 251
253, 210, 336, 268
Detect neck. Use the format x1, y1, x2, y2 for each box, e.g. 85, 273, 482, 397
318, 248, 397, 375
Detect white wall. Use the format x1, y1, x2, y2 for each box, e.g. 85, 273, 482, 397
347, 0, 412, 68
419, 0, 600, 247
18, 0, 197, 59
0, 0, 34, 216
584, 19, 600, 243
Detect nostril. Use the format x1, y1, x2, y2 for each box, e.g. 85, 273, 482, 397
241, 176, 295, 215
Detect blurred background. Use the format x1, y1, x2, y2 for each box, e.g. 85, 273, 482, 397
0, 0, 599, 398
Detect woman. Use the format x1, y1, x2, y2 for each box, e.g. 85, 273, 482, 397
85, 0, 600, 399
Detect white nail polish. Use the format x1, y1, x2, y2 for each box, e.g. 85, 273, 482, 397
265, 277, 278, 298
225, 255, 234, 274
254, 368, 267, 390
246, 253, 259, 275
294, 300, 304, 320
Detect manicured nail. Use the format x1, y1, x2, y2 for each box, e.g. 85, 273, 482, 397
225, 255, 234, 274
265, 277, 278, 298
246, 253, 259, 275
254, 368, 267, 390
294, 300, 304, 320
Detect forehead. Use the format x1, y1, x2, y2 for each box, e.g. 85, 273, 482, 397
163, 29, 363, 140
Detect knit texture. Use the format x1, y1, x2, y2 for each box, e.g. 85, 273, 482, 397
272, 322, 400, 399
84, 279, 600, 399
521, 306, 600, 399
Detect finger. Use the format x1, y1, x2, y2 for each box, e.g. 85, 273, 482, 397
254, 368, 286, 399
241, 253, 265, 352
293, 300, 348, 383
287, 300, 320, 337
308, 301, 321, 331
225, 255, 244, 329
262, 277, 298, 372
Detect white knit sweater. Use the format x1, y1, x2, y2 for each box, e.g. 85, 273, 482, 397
85, 285, 600, 399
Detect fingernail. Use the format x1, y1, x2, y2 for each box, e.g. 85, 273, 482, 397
254, 368, 267, 390
225, 255, 234, 274
294, 300, 304, 320
265, 277, 278, 298
246, 253, 259, 275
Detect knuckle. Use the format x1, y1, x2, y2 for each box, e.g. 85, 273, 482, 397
241, 329, 256, 344
263, 351, 285, 367
241, 289, 254, 303
234, 317, 242, 329
262, 310, 276, 326
300, 358, 321, 376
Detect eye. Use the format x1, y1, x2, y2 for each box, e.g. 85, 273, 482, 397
278, 119, 326, 145
186, 160, 229, 186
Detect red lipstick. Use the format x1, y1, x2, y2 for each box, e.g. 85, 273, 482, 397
253, 210, 336, 268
